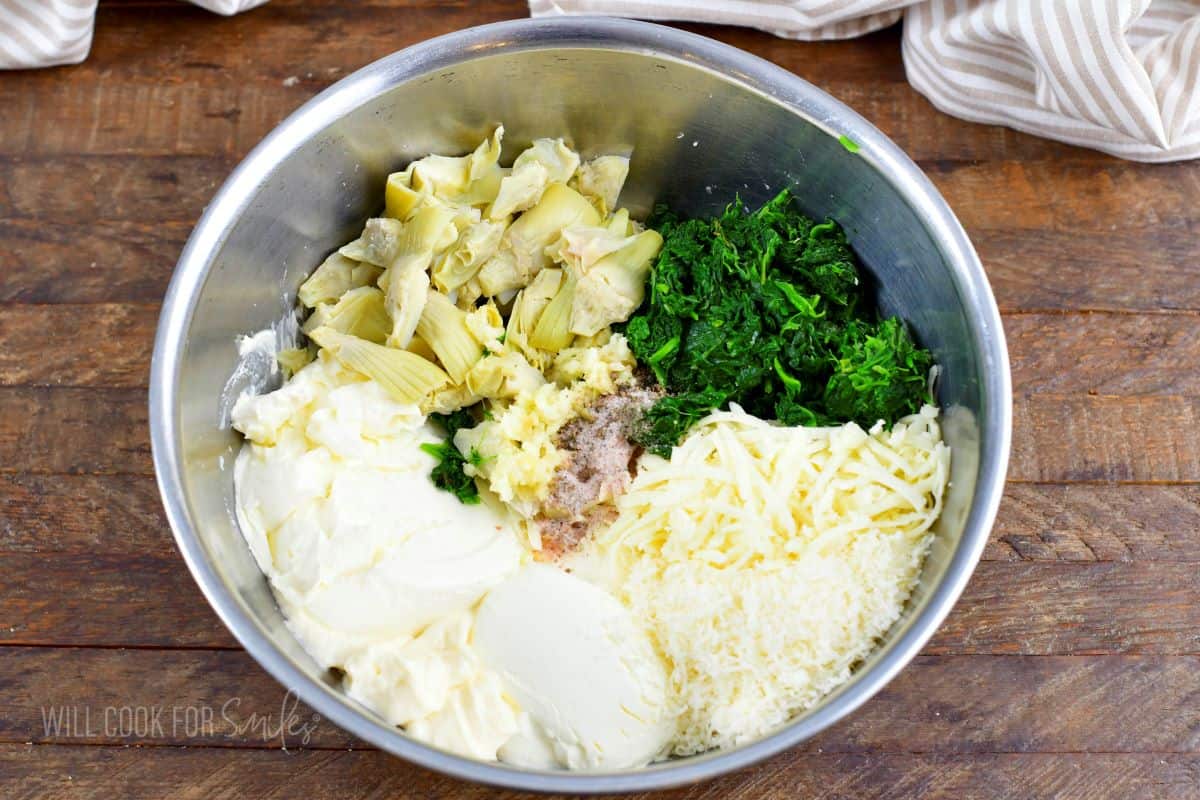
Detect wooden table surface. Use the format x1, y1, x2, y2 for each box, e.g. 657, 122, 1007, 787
3, 1, 1198, 798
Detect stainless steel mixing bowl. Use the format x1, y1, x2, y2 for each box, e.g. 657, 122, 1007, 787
150, 17, 1011, 792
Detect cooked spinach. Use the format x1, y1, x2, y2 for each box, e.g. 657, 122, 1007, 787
624, 189, 933, 457
420, 407, 481, 504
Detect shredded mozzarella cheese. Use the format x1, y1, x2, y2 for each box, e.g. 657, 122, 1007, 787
576, 404, 950, 755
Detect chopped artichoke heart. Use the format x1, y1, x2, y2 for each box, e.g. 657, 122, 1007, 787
384, 257, 431, 349
606, 208, 635, 236
384, 171, 422, 220
530, 274, 577, 352
338, 237, 370, 262
479, 183, 601, 296
400, 125, 505, 209
455, 277, 484, 310
415, 290, 485, 384
308, 326, 448, 403
573, 155, 630, 216
476, 248, 525, 297
465, 356, 505, 398
431, 219, 506, 292
351, 262, 384, 286
382, 204, 458, 348
570, 229, 663, 337
302, 285, 390, 343
464, 301, 506, 352
507, 183, 601, 269
505, 267, 563, 364
356, 217, 408, 266
549, 222, 637, 274
422, 382, 483, 416
276, 347, 314, 378
466, 349, 545, 400
405, 334, 438, 363
489, 137, 581, 219
489, 161, 548, 221
298, 253, 361, 308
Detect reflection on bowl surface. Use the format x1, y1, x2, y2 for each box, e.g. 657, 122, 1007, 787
151, 16, 1010, 793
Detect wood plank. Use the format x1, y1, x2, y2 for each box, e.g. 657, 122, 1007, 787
817, 655, 1200, 755
3, 551, 1196, 653
927, 562, 1200, 656
2, 646, 356, 749
987, 484, 1200, 562
6, 474, 1198, 562
1010, 395, 1200, 483
0, 474, 173, 555
0, 304, 155, 388
978, 229, 1200, 313
0, 388, 151, 475
1, 552, 237, 649
0, 156, 231, 222
6, 306, 1199, 394
928, 159, 1200, 234
6, 649, 1198, 754
1007, 313, 1200, 395
0, 745, 1194, 800
0, 220, 186, 304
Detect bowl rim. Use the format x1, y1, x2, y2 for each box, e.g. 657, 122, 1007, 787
150, 15, 1012, 793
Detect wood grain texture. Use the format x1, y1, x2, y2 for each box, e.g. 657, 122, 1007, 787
0, 388, 151, 475
1, 746, 1196, 800
927, 562, 1200, 655
0, 156, 231, 221
1010, 395, 1200, 483
0, 474, 173, 555
0, 220, 187, 304
1, 552, 236, 649
988, 484, 1200, 562
1007, 313, 1200, 395
0, 305, 155, 387
979, 229, 1200, 312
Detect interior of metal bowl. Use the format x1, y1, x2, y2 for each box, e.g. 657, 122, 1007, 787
151, 17, 1010, 793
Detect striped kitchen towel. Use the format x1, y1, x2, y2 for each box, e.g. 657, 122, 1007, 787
531, 0, 1200, 162
0, 0, 96, 69
0, 0, 266, 70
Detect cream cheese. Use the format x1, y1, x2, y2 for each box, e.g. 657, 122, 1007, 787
474, 563, 674, 769
232, 355, 526, 760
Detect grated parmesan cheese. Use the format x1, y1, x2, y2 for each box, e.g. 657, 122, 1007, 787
573, 403, 950, 755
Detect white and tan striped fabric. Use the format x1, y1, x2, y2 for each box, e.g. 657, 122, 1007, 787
0, 0, 96, 69
0, 0, 266, 70
902, 1, 1200, 161
531, 0, 1200, 162
531, 0, 913, 40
